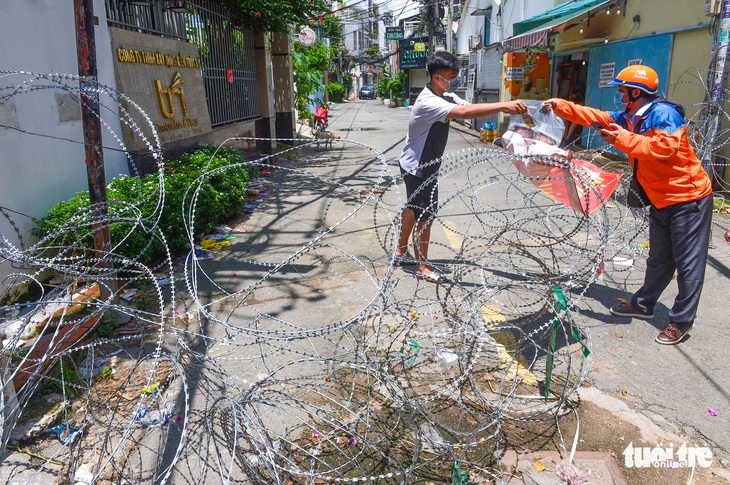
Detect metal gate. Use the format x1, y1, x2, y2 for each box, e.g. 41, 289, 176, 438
105, 0, 259, 126
186, 0, 258, 125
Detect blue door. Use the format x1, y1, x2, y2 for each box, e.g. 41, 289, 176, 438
583, 34, 673, 150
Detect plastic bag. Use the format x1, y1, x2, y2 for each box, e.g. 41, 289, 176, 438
511, 100, 565, 144
502, 100, 566, 157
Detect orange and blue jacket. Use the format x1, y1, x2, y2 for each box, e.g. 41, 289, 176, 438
554, 99, 712, 209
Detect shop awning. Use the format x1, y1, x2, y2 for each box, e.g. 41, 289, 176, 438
502, 0, 614, 52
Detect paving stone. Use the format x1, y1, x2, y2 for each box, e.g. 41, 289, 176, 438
500, 450, 627, 485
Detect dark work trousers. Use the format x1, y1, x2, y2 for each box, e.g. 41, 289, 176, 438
631, 195, 713, 325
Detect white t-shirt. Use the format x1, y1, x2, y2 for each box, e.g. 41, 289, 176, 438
399, 86, 468, 176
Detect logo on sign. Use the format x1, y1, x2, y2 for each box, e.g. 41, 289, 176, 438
299, 28, 317, 47
155, 72, 188, 119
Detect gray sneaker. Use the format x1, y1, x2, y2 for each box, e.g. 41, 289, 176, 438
610, 303, 653, 320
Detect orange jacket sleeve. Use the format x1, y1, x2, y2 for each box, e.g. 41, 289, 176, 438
555, 98, 682, 167
554, 99, 614, 128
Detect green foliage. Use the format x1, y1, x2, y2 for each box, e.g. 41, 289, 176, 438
366, 43, 381, 60
31, 145, 258, 266
31, 191, 94, 252
213, 0, 332, 32
167, 145, 254, 240
389, 71, 409, 99
326, 82, 345, 102
97, 312, 119, 339
293, 40, 331, 71
376, 75, 390, 99
319, 14, 343, 51
298, 109, 314, 123
713, 196, 728, 212
293, 40, 332, 111
97, 365, 112, 381
343, 73, 353, 89
50, 356, 82, 398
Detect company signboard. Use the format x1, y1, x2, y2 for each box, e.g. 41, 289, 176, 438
299, 28, 317, 47
386, 27, 404, 40
398, 37, 429, 70
109, 27, 212, 151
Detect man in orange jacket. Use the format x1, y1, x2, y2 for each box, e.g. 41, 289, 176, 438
544, 65, 713, 345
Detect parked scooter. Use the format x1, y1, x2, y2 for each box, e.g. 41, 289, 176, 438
313, 105, 329, 133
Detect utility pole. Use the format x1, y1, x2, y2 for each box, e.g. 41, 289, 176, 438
446, 0, 453, 53
74, 0, 113, 276
702, 0, 730, 187
428, 0, 437, 54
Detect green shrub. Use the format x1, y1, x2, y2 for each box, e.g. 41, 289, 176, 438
31, 145, 259, 266
388, 71, 408, 100
326, 82, 345, 102
376, 75, 390, 99
299, 109, 314, 124
49, 356, 83, 398
343, 73, 353, 90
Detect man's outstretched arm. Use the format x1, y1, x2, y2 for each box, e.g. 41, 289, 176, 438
446, 100, 527, 120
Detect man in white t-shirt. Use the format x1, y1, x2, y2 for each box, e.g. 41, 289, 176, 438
396, 51, 527, 283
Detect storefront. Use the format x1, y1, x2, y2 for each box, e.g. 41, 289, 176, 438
503, 49, 551, 102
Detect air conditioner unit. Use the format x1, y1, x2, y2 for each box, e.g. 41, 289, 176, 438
706, 0, 721, 16
469, 34, 481, 50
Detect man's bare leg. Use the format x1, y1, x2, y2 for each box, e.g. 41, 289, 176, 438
397, 207, 416, 257
414, 220, 432, 274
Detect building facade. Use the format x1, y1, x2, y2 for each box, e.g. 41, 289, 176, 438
0, 0, 288, 282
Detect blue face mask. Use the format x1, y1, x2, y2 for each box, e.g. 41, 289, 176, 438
614, 90, 628, 111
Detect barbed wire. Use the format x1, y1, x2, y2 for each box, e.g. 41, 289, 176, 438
0, 69, 721, 483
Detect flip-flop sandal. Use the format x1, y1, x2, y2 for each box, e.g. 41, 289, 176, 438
414, 269, 448, 284
394, 253, 416, 266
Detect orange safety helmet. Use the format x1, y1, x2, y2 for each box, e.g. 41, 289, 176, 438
608, 65, 659, 94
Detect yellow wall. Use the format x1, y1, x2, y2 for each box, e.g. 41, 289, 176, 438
556, 0, 709, 48
668, 28, 713, 117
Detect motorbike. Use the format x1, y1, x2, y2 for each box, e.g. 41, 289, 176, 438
313, 105, 328, 133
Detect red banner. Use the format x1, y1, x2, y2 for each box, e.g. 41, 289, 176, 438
513, 157, 622, 215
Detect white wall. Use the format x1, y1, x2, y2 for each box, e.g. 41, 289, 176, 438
455, 0, 501, 53
0, 0, 127, 279
476, 46, 502, 89
392, 0, 421, 26
499, 0, 556, 39
456, 0, 557, 52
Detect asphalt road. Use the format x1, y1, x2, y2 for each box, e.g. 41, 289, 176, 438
326, 98, 730, 465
